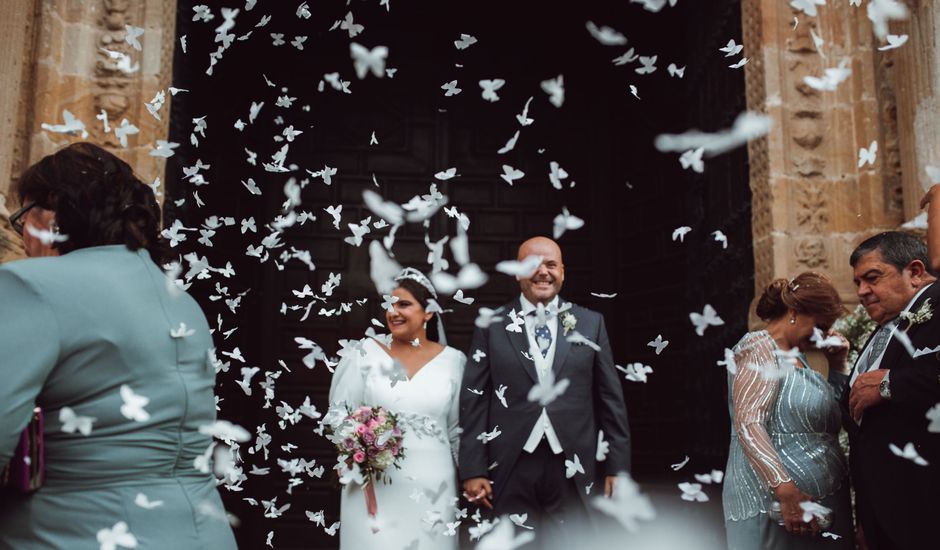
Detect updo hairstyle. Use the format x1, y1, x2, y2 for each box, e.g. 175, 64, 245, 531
755, 272, 846, 330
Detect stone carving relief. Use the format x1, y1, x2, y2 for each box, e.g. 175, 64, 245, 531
795, 237, 828, 269
795, 182, 830, 232
94, 0, 136, 148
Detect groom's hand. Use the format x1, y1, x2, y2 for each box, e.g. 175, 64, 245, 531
604, 475, 617, 498
462, 477, 493, 510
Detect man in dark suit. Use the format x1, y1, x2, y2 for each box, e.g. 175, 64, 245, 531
459, 236, 631, 546
846, 231, 940, 550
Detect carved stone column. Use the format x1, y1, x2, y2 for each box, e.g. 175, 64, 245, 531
878, 1, 940, 222
0, 0, 177, 264
742, 0, 901, 308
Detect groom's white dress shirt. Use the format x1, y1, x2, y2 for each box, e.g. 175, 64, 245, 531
519, 294, 564, 455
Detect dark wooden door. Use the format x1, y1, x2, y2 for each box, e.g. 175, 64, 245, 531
167, 1, 750, 548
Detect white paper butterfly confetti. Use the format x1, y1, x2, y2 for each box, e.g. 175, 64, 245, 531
479, 79, 506, 102
119, 385, 151, 422
350, 42, 388, 79
97, 521, 138, 550
60, 407, 95, 436
592, 472, 656, 532
690, 304, 724, 336
888, 442, 929, 466
540, 75, 565, 108
678, 481, 709, 502
648, 334, 669, 355
858, 140, 878, 168
553, 207, 584, 239
565, 453, 585, 478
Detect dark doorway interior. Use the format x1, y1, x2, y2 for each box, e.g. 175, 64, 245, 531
167, 1, 752, 548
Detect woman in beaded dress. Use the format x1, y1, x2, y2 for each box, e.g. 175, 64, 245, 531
723, 272, 854, 550
327, 268, 466, 550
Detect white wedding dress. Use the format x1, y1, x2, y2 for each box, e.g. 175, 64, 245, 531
328, 338, 466, 550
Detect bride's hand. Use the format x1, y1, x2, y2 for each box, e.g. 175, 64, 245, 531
462, 477, 493, 510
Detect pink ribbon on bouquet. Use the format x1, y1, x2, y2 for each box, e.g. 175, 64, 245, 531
364, 477, 379, 533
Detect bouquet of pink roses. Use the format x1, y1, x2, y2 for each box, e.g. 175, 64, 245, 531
328, 405, 405, 518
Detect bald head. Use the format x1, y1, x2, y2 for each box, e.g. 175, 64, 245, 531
518, 236, 563, 262
517, 236, 565, 305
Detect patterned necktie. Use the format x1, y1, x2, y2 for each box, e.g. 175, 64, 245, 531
528, 309, 553, 357
862, 321, 895, 374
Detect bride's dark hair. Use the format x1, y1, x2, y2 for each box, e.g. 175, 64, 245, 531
395, 278, 440, 343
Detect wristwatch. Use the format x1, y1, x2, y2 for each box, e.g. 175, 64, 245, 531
879, 371, 892, 400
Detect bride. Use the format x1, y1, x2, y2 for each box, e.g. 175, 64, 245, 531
328, 268, 466, 550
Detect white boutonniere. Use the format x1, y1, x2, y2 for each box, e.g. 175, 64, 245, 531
900, 298, 933, 329
560, 311, 577, 336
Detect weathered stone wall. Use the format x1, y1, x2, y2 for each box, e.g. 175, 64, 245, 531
0, 0, 176, 264
742, 0, 909, 313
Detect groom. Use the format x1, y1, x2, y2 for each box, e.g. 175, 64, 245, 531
459, 236, 631, 544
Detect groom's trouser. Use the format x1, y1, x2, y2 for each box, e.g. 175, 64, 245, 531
496, 440, 589, 550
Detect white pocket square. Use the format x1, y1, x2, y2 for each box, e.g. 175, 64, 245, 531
912, 345, 940, 358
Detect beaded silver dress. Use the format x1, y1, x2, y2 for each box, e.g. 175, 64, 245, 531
722, 331, 853, 549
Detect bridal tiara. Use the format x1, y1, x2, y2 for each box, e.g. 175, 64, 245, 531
394, 267, 438, 299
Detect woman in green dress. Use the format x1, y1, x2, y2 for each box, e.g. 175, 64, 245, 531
0, 143, 237, 549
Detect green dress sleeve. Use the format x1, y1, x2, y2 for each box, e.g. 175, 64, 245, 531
0, 268, 61, 464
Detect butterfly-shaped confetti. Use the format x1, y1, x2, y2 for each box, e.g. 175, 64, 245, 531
596, 430, 610, 462
712, 230, 728, 249
690, 304, 724, 336
496, 255, 543, 278
498, 130, 521, 154
119, 385, 150, 422
548, 161, 569, 189
672, 226, 692, 242
454, 33, 478, 50
878, 33, 909, 51
479, 79, 505, 102
585, 21, 627, 45
565, 453, 585, 478
694, 469, 724, 484
552, 207, 584, 239
134, 492, 164, 509
678, 481, 709, 502
516, 96, 535, 126
527, 370, 570, 406
350, 42, 388, 79
648, 334, 669, 355
667, 63, 685, 78
635, 55, 657, 75
858, 140, 878, 168
500, 164, 525, 186
888, 442, 929, 466
96, 522, 138, 550
441, 80, 462, 97
592, 472, 656, 532
477, 426, 502, 444
540, 75, 565, 107
60, 407, 95, 436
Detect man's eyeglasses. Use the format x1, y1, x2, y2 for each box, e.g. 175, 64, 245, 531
8, 201, 36, 236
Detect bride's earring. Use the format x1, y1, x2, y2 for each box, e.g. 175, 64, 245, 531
789, 317, 796, 325
423, 321, 428, 330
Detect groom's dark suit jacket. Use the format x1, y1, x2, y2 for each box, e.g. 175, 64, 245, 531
842, 282, 940, 548
458, 297, 631, 505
